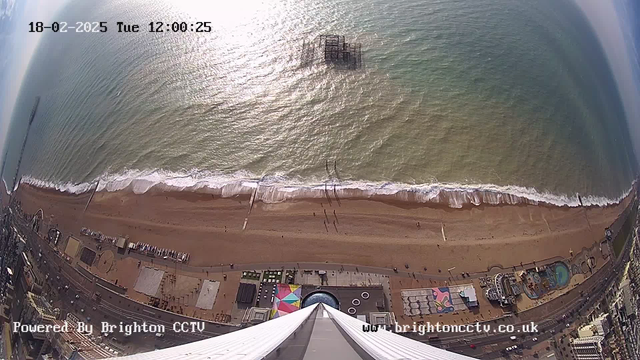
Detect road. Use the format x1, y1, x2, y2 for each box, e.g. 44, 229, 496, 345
12, 214, 238, 354
8, 197, 637, 358
444, 226, 634, 358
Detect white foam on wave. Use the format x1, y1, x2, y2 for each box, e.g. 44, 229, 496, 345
20, 176, 95, 194
18, 169, 634, 208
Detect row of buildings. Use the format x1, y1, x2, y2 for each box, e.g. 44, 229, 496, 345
567, 219, 640, 359
0, 206, 113, 359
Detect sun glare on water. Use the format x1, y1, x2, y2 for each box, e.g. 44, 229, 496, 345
160, 0, 296, 122
166, 0, 271, 28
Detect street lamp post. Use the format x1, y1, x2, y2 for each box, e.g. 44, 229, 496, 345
448, 267, 456, 283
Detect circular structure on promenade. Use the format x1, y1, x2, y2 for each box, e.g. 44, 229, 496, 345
361, 291, 370, 299
301, 291, 339, 309
96, 250, 115, 273
554, 262, 570, 287
352, 298, 361, 306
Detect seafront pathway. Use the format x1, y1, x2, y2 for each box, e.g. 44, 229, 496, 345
12, 216, 238, 344
9, 194, 636, 357
119, 250, 567, 282
89, 231, 623, 357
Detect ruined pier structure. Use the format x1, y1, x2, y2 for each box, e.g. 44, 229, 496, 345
301, 35, 363, 70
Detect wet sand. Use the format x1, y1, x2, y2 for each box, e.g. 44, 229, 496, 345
14, 184, 633, 274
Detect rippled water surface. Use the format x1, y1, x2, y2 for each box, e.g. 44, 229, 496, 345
3, 0, 637, 206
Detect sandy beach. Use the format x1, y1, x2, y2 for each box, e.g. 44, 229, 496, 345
14, 184, 632, 274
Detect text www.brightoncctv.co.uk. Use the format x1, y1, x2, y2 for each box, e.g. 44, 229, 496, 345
362, 322, 539, 335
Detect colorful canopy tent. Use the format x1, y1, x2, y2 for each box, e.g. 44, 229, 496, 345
271, 284, 302, 319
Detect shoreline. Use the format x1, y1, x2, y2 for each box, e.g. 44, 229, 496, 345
13, 180, 636, 212
18, 172, 636, 209
10, 181, 635, 332
13, 183, 634, 274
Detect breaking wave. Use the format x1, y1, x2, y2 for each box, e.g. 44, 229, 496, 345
18, 169, 634, 208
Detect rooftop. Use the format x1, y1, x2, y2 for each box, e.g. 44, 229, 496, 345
571, 335, 605, 344
26, 292, 55, 318
107, 304, 474, 360
49, 320, 114, 359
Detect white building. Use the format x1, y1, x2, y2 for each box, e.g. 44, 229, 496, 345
109, 304, 475, 360
578, 313, 610, 338
571, 336, 605, 360
619, 278, 635, 317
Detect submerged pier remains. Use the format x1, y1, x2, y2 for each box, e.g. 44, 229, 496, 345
301, 35, 363, 70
